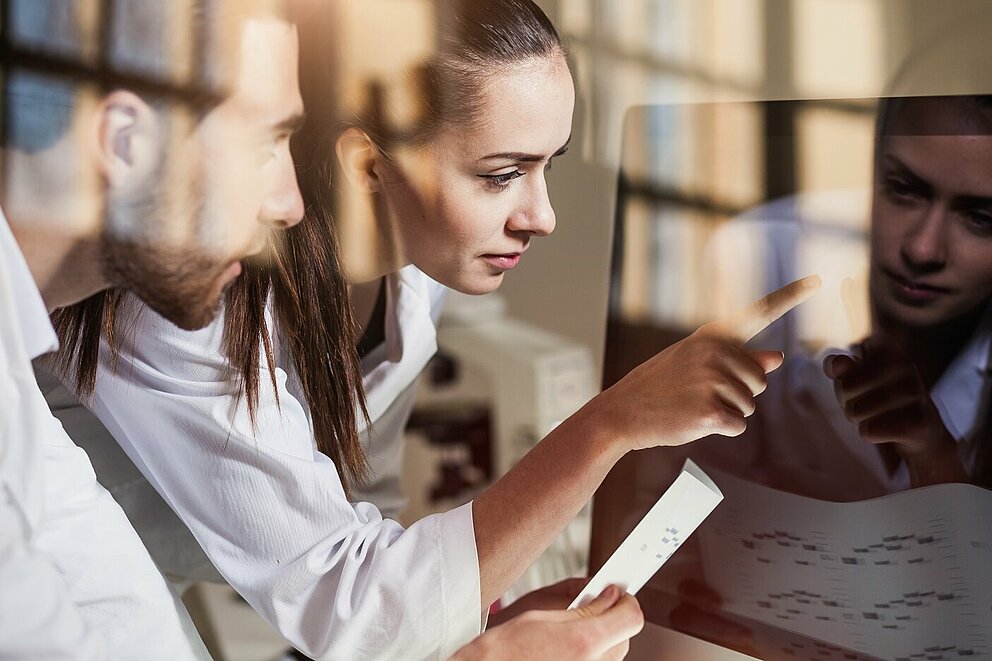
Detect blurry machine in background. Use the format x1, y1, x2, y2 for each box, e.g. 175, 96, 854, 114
403, 292, 598, 603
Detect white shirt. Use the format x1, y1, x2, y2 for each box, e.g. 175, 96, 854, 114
0, 214, 208, 660
58, 265, 481, 660
39, 266, 448, 584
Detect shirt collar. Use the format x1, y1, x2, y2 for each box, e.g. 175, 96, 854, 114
931, 303, 992, 442
0, 212, 59, 359
359, 265, 440, 428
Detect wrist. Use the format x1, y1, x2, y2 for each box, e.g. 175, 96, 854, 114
558, 401, 630, 466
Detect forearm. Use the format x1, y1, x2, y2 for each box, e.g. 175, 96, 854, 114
473, 406, 625, 606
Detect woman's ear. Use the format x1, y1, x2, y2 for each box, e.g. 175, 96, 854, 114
336, 127, 384, 193
96, 90, 160, 191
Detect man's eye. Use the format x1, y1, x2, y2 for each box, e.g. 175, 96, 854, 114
479, 170, 525, 190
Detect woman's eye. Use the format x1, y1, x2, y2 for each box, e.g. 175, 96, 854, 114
884, 177, 919, 200
479, 170, 525, 190
965, 210, 992, 236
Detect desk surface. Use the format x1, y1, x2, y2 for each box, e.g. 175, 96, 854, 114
628, 623, 758, 661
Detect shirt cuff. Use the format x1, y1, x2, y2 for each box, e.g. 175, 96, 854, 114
435, 501, 484, 658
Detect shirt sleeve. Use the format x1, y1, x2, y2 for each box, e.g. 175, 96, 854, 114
85, 298, 484, 660
0, 491, 106, 660
34, 416, 211, 661
0, 342, 104, 659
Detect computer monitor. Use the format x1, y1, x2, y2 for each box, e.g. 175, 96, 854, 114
590, 99, 992, 661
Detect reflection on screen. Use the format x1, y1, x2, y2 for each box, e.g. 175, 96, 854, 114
592, 98, 992, 660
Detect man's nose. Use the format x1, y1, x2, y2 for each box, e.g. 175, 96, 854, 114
261, 156, 305, 230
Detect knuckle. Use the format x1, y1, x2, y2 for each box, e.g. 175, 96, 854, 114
701, 365, 722, 385
713, 342, 737, 362
713, 409, 747, 435
702, 407, 732, 432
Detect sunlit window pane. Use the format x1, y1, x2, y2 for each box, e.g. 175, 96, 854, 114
793, 0, 884, 97
797, 106, 875, 197
9, 0, 100, 63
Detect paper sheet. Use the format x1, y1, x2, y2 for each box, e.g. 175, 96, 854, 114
570, 459, 724, 609
699, 467, 992, 660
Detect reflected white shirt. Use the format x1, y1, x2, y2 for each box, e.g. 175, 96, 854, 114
0, 214, 207, 660
70, 265, 481, 660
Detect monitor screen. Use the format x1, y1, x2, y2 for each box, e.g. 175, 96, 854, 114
591, 99, 992, 661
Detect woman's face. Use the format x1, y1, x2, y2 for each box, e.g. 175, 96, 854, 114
378, 56, 575, 294
870, 98, 992, 331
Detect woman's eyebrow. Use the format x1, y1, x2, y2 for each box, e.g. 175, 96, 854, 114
883, 155, 929, 188
479, 136, 572, 163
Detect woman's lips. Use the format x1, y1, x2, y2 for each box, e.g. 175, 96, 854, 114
884, 269, 951, 304
482, 253, 522, 270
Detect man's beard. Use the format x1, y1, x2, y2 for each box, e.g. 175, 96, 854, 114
102, 236, 230, 330
102, 171, 234, 331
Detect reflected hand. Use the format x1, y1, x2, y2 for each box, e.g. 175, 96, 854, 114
589, 276, 821, 452
669, 578, 758, 656
823, 338, 967, 486
451, 586, 644, 661
488, 578, 588, 627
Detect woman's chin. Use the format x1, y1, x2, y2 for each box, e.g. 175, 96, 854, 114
453, 272, 505, 296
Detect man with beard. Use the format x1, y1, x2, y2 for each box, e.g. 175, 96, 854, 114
0, 1, 305, 657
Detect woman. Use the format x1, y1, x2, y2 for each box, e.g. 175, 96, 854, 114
822, 93, 992, 491
50, 1, 814, 658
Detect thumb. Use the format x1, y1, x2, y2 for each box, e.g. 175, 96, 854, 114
748, 350, 785, 375
571, 585, 622, 619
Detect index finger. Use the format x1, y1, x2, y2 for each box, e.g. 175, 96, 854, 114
701, 275, 821, 342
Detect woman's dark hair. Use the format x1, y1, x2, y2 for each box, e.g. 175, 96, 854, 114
52, 0, 567, 497
354, 0, 567, 155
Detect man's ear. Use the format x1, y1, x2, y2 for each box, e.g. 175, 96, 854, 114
335, 127, 385, 193
97, 90, 160, 190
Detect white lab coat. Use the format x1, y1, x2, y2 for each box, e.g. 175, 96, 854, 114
0, 214, 208, 660
47, 265, 481, 660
